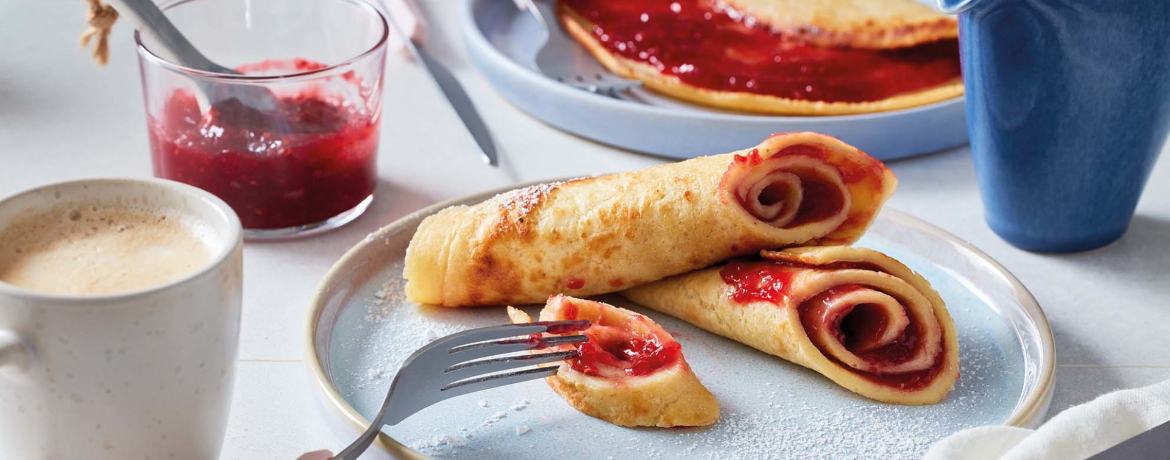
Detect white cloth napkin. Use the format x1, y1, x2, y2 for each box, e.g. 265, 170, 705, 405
923, 380, 1170, 460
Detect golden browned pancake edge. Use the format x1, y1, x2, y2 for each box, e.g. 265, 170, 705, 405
722, 0, 959, 49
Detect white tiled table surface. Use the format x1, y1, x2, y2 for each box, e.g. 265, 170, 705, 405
2, 1, 1169, 458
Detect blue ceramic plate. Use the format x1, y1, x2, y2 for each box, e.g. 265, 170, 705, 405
305, 182, 1055, 460
460, 0, 969, 161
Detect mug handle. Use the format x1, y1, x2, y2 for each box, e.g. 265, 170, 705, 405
938, 0, 982, 14
0, 330, 32, 377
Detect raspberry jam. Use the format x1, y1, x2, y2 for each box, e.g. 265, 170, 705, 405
561, 0, 961, 103
552, 296, 682, 378
722, 260, 946, 390
720, 258, 889, 305
801, 285, 920, 364
572, 333, 682, 377
720, 260, 799, 303
801, 288, 943, 390
147, 60, 378, 230
758, 140, 888, 185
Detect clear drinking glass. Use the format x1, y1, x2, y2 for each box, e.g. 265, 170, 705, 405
136, 0, 388, 238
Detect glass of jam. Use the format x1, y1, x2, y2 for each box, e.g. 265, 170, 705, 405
135, 0, 388, 238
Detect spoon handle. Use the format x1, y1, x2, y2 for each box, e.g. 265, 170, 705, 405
105, 0, 236, 74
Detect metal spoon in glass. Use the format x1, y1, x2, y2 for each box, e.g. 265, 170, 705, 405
106, 0, 280, 111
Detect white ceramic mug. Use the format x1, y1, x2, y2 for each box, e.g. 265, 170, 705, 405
0, 178, 243, 460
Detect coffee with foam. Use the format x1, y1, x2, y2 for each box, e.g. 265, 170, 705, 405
0, 204, 214, 295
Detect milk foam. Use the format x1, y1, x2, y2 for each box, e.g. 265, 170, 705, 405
0, 204, 215, 295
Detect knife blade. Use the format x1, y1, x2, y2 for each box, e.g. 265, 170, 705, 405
383, 4, 499, 167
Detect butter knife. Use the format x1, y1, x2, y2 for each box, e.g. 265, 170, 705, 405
383, 1, 499, 166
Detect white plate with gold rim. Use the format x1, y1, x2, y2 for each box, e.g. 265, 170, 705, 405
305, 182, 1054, 460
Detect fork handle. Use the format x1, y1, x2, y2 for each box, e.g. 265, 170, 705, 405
332, 416, 385, 460
526, 0, 557, 32
379, 0, 427, 58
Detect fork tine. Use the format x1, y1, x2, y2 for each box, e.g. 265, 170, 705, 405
562, 80, 603, 92
443, 349, 578, 382
447, 341, 542, 360
439, 320, 587, 352
595, 73, 642, 88
580, 71, 640, 87
562, 79, 638, 95
526, 0, 642, 95
440, 324, 549, 346
448, 333, 588, 363
439, 366, 560, 396
601, 77, 642, 89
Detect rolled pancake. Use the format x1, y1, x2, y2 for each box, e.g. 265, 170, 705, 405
404, 132, 896, 307
558, 0, 964, 115
621, 247, 960, 405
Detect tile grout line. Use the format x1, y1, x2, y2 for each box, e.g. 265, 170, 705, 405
238, 359, 304, 363
1057, 364, 1170, 369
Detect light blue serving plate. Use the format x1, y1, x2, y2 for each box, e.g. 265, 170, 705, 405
305, 182, 1055, 460
460, 0, 969, 161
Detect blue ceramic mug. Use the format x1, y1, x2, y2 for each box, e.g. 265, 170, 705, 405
941, 0, 1170, 252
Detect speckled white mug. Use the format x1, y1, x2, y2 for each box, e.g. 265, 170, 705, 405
0, 178, 243, 460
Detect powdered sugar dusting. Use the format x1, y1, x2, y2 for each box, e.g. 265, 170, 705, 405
362, 276, 404, 325
488, 181, 575, 237
494, 181, 562, 220
351, 274, 469, 392
678, 404, 939, 459
404, 398, 540, 456
410, 435, 466, 450
483, 411, 508, 426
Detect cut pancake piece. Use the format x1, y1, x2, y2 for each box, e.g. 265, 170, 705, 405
621, 247, 960, 405
404, 132, 895, 307
507, 295, 719, 427
558, 0, 963, 115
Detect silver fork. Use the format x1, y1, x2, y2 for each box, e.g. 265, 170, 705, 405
332, 320, 591, 460
522, 0, 643, 96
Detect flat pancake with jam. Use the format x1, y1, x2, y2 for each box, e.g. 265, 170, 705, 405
558, 0, 964, 115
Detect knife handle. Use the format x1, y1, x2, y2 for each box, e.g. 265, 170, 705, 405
379, 0, 427, 58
